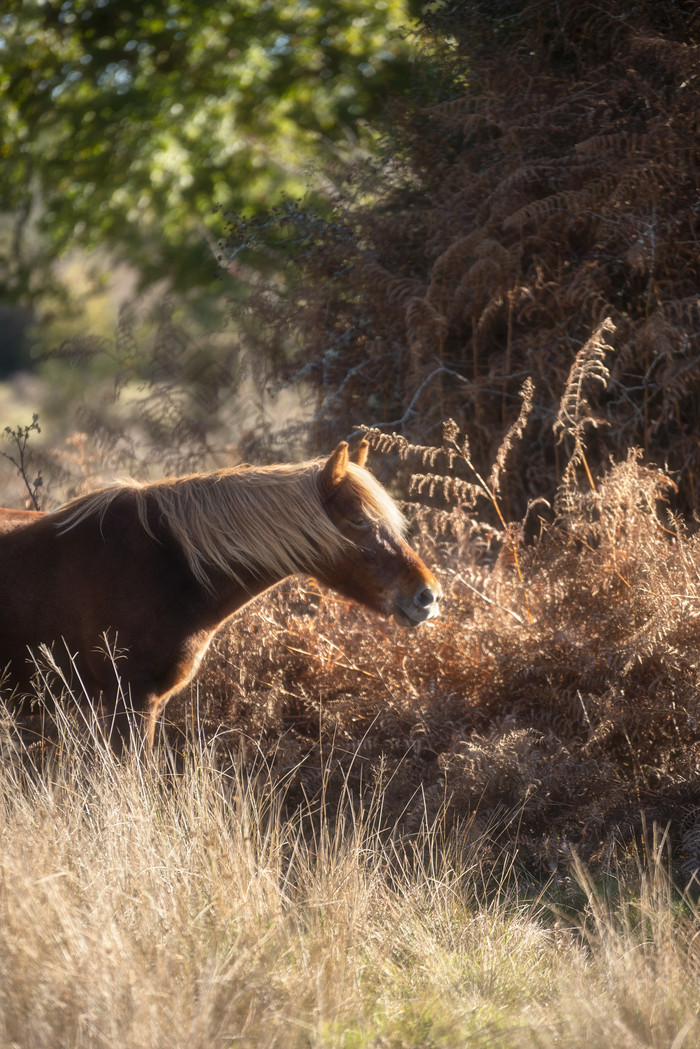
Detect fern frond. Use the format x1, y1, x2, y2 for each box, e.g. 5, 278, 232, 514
361, 262, 423, 307
405, 295, 447, 354
358, 427, 443, 470
575, 133, 652, 157
659, 297, 700, 329
554, 319, 616, 514
503, 177, 617, 229
489, 378, 535, 497
554, 319, 616, 446
410, 472, 483, 508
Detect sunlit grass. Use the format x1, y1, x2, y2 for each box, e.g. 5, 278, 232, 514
1, 705, 699, 1049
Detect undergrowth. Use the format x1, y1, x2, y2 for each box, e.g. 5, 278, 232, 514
9, 319, 700, 887
4, 317, 700, 1043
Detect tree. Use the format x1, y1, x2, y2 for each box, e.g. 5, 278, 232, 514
0, 0, 417, 311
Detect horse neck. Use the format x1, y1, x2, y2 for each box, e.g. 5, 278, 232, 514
175, 466, 342, 606
202, 562, 294, 623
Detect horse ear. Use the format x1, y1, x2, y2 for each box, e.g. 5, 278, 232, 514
319, 442, 349, 498
351, 439, 370, 469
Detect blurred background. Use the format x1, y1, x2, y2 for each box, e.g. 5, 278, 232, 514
0, 0, 422, 501
2, 1, 700, 516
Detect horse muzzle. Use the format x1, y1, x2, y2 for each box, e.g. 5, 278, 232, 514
394, 583, 441, 627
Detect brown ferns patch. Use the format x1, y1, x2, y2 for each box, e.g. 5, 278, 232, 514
167, 444, 700, 882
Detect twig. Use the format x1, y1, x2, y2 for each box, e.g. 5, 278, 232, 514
1, 414, 43, 510
454, 573, 529, 628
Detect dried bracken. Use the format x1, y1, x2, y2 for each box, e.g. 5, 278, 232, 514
553, 318, 616, 514
153, 437, 699, 882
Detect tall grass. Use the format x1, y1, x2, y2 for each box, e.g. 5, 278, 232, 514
1, 705, 699, 1049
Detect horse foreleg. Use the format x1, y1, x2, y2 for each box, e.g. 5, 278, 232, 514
129, 689, 167, 756
100, 663, 193, 756
145, 694, 161, 753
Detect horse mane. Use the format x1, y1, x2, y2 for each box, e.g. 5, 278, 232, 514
53, 459, 406, 591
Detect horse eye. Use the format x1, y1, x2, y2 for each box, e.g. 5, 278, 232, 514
349, 514, 369, 529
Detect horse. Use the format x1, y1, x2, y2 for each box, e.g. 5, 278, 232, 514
0, 507, 44, 534
0, 440, 441, 749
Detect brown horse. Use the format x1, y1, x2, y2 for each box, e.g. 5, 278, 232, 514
0, 440, 440, 748
0, 507, 44, 534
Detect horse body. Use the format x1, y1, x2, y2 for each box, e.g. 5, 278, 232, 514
0, 507, 44, 534
0, 441, 441, 748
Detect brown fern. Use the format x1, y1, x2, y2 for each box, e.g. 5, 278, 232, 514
554, 318, 616, 511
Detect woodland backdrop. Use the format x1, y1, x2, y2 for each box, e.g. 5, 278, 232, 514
3, 4, 700, 1044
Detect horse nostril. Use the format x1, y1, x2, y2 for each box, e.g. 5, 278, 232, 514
415, 586, 437, 609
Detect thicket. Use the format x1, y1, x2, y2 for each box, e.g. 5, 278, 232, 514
228, 0, 700, 514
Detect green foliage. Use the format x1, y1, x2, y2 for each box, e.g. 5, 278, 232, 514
0, 0, 417, 305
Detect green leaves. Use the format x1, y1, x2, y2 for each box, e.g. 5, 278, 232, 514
0, 0, 416, 307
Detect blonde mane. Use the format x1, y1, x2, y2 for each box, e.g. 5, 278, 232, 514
54, 458, 406, 591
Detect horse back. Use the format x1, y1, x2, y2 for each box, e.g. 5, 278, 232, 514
0, 507, 44, 534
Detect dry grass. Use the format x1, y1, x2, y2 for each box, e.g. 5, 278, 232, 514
2, 709, 700, 1049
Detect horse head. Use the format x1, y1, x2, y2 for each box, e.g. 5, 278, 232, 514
318, 440, 442, 626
